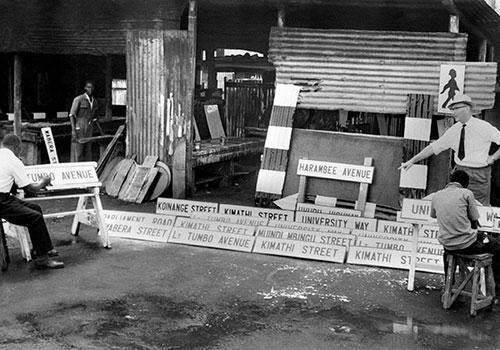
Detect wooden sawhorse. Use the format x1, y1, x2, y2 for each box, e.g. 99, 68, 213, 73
6, 162, 111, 261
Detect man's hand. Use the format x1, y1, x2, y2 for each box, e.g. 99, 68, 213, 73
40, 176, 51, 189
398, 161, 413, 171
71, 130, 77, 141
487, 155, 496, 165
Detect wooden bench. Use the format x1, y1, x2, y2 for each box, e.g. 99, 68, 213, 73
2, 162, 110, 261
191, 137, 264, 187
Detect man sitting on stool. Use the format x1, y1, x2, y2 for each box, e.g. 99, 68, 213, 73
0, 134, 64, 269
431, 170, 500, 295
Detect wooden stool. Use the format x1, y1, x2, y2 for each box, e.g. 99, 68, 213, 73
442, 253, 496, 316
0, 221, 10, 271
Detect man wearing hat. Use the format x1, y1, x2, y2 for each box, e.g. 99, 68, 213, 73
400, 93, 500, 205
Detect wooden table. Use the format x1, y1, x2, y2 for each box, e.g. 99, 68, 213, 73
0, 117, 125, 165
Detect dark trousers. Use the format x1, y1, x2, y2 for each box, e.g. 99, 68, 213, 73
0, 193, 53, 255
444, 235, 500, 293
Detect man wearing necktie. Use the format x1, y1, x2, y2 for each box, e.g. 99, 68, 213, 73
400, 94, 500, 205
69, 81, 99, 162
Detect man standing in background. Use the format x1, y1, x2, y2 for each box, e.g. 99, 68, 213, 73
69, 81, 99, 162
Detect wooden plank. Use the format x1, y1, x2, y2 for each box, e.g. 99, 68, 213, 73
172, 138, 187, 199
141, 155, 158, 168
204, 104, 225, 139
96, 124, 125, 176
376, 113, 388, 135
107, 159, 135, 197
121, 166, 151, 202
356, 157, 372, 216
118, 163, 138, 200
13, 55, 22, 137
149, 161, 171, 200
135, 168, 159, 204
100, 156, 124, 186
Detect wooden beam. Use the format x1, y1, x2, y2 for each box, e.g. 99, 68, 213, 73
13, 55, 22, 137
355, 157, 373, 216
449, 15, 459, 33
8, 56, 13, 113
206, 49, 217, 90
277, 5, 286, 27
478, 39, 488, 62
187, 0, 197, 196
105, 55, 113, 120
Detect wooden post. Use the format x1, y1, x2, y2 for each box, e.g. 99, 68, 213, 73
449, 15, 459, 33
206, 48, 217, 91
73, 55, 80, 96
13, 54, 22, 137
478, 39, 488, 62
488, 46, 495, 62
355, 157, 372, 216
297, 175, 308, 203
8, 56, 13, 113
105, 55, 113, 120
277, 5, 286, 27
186, 0, 197, 196
407, 223, 420, 292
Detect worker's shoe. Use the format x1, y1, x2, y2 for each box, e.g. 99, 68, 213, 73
47, 249, 59, 257
32, 248, 59, 258
34, 255, 64, 269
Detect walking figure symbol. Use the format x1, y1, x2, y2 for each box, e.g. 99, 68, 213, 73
440, 69, 459, 109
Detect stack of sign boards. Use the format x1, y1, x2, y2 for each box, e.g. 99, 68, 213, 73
101, 198, 456, 276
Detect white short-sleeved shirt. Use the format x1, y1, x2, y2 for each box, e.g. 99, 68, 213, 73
0, 148, 31, 192
430, 117, 500, 168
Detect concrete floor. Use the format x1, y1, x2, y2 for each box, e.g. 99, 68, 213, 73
2, 173, 500, 349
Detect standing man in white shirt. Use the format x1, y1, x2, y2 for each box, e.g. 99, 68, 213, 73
400, 94, 500, 205
0, 134, 64, 269
69, 80, 99, 162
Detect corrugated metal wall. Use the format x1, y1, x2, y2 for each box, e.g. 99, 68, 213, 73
269, 27, 497, 114
126, 30, 194, 164
126, 30, 166, 163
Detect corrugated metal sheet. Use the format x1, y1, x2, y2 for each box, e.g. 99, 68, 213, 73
269, 27, 497, 114
126, 29, 194, 163
126, 30, 166, 162
269, 27, 468, 62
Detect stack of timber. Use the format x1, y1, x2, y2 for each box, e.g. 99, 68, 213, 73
102, 156, 171, 203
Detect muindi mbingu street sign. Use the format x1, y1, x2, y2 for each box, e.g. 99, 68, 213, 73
252, 226, 353, 263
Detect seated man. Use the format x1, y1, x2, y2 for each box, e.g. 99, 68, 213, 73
0, 134, 64, 269
431, 170, 500, 295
